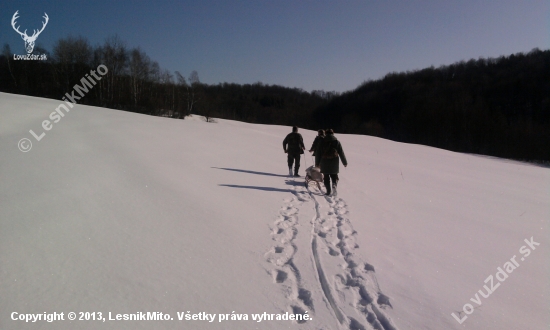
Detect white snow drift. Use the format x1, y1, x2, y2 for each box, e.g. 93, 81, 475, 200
1, 92, 548, 330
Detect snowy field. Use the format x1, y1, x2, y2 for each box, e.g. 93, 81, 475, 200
1, 92, 548, 330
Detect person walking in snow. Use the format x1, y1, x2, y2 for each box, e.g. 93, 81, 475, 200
283, 126, 306, 177
309, 129, 325, 156
315, 129, 347, 196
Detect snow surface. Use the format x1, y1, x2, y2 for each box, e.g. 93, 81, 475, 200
1, 92, 548, 330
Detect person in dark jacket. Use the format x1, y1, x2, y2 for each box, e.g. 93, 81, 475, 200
283, 126, 306, 177
309, 129, 325, 156
315, 129, 347, 195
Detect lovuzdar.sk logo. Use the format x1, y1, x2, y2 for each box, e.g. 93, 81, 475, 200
11, 10, 49, 60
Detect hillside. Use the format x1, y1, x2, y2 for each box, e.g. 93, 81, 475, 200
1, 92, 548, 329
313, 49, 550, 161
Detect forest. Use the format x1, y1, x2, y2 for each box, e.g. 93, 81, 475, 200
314, 48, 550, 161
0, 36, 333, 127
1, 35, 548, 161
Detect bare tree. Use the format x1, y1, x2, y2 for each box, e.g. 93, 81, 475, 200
94, 35, 128, 106
2, 44, 17, 87
159, 69, 174, 116
147, 61, 161, 114
174, 70, 201, 118
128, 47, 151, 108
53, 36, 92, 91
174, 71, 188, 119
187, 70, 201, 116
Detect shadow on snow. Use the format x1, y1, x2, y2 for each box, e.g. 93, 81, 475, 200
212, 167, 289, 178
218, 184, 291, 193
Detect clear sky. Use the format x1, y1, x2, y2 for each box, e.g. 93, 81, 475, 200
1, 0, 548, 92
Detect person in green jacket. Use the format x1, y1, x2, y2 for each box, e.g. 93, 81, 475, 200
283, 126, 306, 177
309, 129, 325, 156
315, 129, 347, 195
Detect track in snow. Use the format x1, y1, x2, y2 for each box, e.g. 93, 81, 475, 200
311, 193, 398, 330
264, 177, 399, 329
264, 193, 314, 323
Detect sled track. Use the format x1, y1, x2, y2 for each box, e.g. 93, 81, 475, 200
310, 193, 347, 325
306, 183, 399, 330
265, 178, 399, 329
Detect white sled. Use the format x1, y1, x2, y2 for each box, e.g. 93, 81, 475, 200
305, 166, 323, 191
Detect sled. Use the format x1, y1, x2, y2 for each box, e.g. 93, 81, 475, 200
305, 166, 323, 192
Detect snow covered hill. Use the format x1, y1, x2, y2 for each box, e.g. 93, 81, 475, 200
1, 92, 548, 330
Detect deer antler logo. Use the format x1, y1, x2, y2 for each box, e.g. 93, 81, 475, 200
11, 10, 49, 54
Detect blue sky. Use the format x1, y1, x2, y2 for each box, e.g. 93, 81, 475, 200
1, 0, 548, 92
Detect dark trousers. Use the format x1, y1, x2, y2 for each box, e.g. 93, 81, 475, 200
287, 153, 301, 174
323, 173, 339, 193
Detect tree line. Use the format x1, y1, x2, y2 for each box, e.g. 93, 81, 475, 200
1, 36, 207, 117
0, 35, 335, 123
1, 35, 548, 161
313, 49, 550, 161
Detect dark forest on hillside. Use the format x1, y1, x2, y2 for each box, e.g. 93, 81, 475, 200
1, 36, 549, 161
314, 49, 550, 161
0, 36, 334, 126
